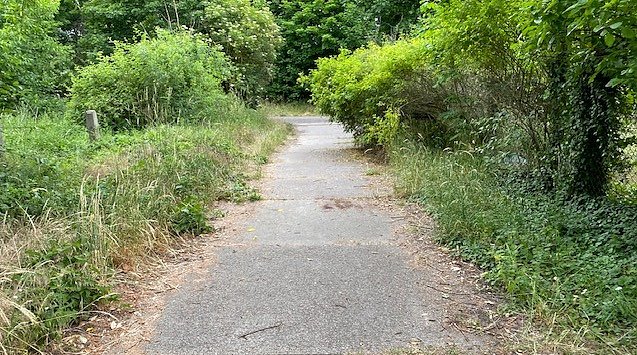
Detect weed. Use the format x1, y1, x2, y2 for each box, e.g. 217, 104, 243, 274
0, 105, 289, 352
391, 141, 637, 353
171, 198, 213, 236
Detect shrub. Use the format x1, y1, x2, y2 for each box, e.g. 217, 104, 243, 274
303, 38, 452, 146
67, 29, 232, 130
267, 0, 373, 100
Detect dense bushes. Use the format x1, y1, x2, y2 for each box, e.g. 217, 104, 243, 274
307, 0, 637, 196
267, 0, 423, 100
67, 30, 231, 130
303, 39, 452, 146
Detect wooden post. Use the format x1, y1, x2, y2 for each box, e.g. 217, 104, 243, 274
85, 110, 100, 141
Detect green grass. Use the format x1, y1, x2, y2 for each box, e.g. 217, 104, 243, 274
391, 140, 637, 354
257, 101, 317, 117
0, 106, 290, 353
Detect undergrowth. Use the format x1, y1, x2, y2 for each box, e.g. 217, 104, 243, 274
0, 106, 289, 353
391, 140, 637, 354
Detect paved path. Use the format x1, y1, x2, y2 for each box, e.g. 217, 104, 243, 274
147, 117, 486, 354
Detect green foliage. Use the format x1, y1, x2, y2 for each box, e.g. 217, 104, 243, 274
305, 0, 637, 350
201, 0, 282, 102
308, 0, 637, 196
0, 112, 90, 217
392, 143, 637, 350
268, 0, 373, 100
0, 105, 289, 352
527, 0, 637, 90
268, 0, 424, 100
0, 0, 71, 109
257, 101, 316, 117
171, 198, 212, 236
303, 38, 453, 146
67, 29, 231, 130
75, 0, 204, 60
358, 0, 422, 39
523, 0, 637, 196
7, 235, 112, 349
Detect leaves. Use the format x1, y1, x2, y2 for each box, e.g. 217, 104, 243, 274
201, 0, 282, 101
67, 30, 231, 130
0, 0, 71, 108
604, 32, 616, 47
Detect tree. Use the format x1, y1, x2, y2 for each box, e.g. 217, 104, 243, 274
62, 0, 203, 63
527, 0, 637, 196
201, 0, 282, 101
0, 0, 70, 109
357, 0, 422, 40
267, 0, 372, 100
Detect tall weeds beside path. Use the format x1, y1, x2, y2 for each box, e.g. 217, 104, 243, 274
391, 141, 637, 353
0, 108, 290, 353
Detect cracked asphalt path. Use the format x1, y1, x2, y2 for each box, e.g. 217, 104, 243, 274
147, 117, 489, 354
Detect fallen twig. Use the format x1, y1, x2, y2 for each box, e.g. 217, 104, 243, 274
238, 322, 283, 339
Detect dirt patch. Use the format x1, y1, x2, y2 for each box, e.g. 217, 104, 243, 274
321, 197, 360, 210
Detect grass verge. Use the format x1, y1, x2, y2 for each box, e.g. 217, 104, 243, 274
391, 140, 637, 354
0, 106, 290, 353
258, 101, 316, 117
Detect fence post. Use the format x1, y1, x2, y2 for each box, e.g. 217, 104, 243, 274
85, 110, 100, 141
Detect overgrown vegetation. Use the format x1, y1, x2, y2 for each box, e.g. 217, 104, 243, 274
0, 0, 290, 352
200, 0, 282, 101
1, 106, 288, 352
305, 0, 637, 352
4, 0, 637, 352
67, 29, 232, 129
267, 0, 422, 100
0, 0, 70, 108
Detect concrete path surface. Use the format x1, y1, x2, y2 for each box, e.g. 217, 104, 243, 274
146, 117, 489, 354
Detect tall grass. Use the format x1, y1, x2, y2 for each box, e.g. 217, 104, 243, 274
391, 140, 637, 354
0, 106, 290, 353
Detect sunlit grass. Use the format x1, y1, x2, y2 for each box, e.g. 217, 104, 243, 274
0, 106, 290, 352
258, 101, 317, 117
390, 139, 637, 354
